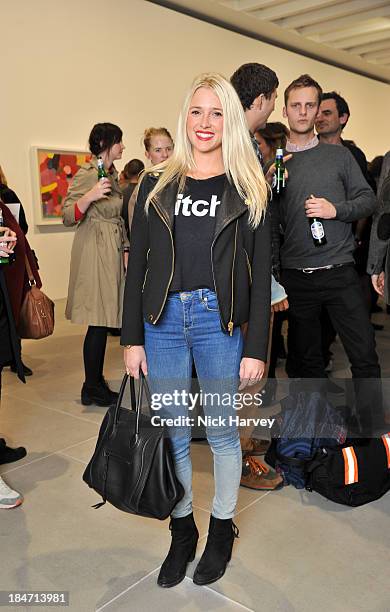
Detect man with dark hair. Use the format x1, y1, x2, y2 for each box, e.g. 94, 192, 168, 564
120, 158, 145, 238
231, 62, 287, 491
273, 74, 384, 437
315, 91, 372, 184
316, 91, 379, 326
231, 63, 279, 165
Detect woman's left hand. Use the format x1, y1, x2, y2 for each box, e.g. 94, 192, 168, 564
0, 227, 17, 253
239, 357, 265, 390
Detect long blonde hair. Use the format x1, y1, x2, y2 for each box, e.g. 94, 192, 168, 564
0, 165, 7, 186
144, 73, 269, 228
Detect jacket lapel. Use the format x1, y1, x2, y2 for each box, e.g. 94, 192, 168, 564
155, 181, 177, 228
213, 180, 248, 241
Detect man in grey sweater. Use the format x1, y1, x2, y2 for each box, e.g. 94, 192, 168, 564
273, 74, 383, 436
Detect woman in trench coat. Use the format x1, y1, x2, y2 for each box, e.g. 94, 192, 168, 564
63, 123, 129, 407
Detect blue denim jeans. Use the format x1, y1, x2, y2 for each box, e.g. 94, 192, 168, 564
144, 289, 243, 519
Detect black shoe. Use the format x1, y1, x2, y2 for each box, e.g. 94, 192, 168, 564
193, 515, 239, 586
81, 381, 118, 407
10, 362, 33, 376
157, 513, 199, 588
0, 439, 27, 465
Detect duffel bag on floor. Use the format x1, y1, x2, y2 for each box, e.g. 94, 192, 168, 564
265, 390, 347, 489
306, 434, 390, 506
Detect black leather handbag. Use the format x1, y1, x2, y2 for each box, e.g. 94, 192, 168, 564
82, 372, 184, 520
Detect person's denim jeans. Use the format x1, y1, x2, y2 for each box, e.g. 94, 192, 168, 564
144, 289, 243, 519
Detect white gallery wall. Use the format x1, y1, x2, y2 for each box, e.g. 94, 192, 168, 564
1, 0, 390, 299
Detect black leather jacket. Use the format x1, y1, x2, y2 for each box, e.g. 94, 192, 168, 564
121, 174, 271, 360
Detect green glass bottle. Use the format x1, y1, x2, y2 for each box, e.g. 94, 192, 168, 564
274, 148, 285, 194
97, 157, 108, 180
0, 210, 10, 265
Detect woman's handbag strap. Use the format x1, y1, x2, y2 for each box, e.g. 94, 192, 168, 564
113, 372, 148, 436
24, 255, 36, 286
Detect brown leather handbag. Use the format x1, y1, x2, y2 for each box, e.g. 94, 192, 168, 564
18, 257, 55, 339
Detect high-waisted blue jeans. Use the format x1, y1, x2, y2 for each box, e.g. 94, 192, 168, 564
144, 289, 243, 519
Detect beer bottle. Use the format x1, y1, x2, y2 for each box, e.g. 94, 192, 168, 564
97, 157, 110, 196
274, 148, 285, 194
97, 157, 108, 180
0, 210, 10, 265
309, 217, 327, 247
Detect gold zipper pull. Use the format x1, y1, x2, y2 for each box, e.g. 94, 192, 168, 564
228, 321, 234, 336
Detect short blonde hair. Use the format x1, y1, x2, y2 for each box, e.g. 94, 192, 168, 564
144, 73, 269, 228
143, 127, 173, 152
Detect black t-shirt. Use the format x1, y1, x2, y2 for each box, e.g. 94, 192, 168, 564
170, 174, 226, 292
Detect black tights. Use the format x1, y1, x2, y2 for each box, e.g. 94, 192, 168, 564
83, 326, 108, 386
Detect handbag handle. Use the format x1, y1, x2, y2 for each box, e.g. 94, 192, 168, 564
113, 371, 149, 438
24, 255, 36, 287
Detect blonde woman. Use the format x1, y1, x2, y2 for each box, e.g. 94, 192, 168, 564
125, 128, 174, 232
143, 127, 174, 165
122, 74, 271, 588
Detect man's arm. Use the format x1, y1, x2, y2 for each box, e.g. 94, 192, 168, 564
334, 152, 377, 222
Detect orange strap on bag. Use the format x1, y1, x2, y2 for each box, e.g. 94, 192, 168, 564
18, 256, 55, 340
382, 433, 390, 469
342, 446, 359, 485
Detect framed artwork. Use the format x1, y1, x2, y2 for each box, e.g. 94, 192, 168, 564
31, 146, 91, 225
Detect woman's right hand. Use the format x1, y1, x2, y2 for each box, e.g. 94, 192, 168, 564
77, 179, 111, 214
124, 346, 148, 378
88, 178, 111, 202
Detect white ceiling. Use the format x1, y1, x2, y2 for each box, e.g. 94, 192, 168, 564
220, 0, 390, 68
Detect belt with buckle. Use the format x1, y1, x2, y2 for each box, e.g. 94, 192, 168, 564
300, 264, 345, 274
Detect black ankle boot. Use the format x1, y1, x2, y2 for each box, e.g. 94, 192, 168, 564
157, 513, 199, 588
193, 515, 239, 586
81, 381, 117, 407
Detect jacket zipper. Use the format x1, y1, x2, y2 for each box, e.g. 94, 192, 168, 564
244, 248, 252, 285
227, 220, 238, 336
211, 212, 245, 333
151, 204, 174, 324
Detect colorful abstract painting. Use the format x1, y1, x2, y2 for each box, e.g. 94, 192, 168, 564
33, 148, 91, 224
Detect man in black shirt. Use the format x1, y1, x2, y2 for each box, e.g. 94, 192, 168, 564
316, 92, 379, 323
315, 92, 375, 190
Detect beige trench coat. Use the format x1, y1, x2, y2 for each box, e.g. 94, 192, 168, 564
63, 157, 129, 327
